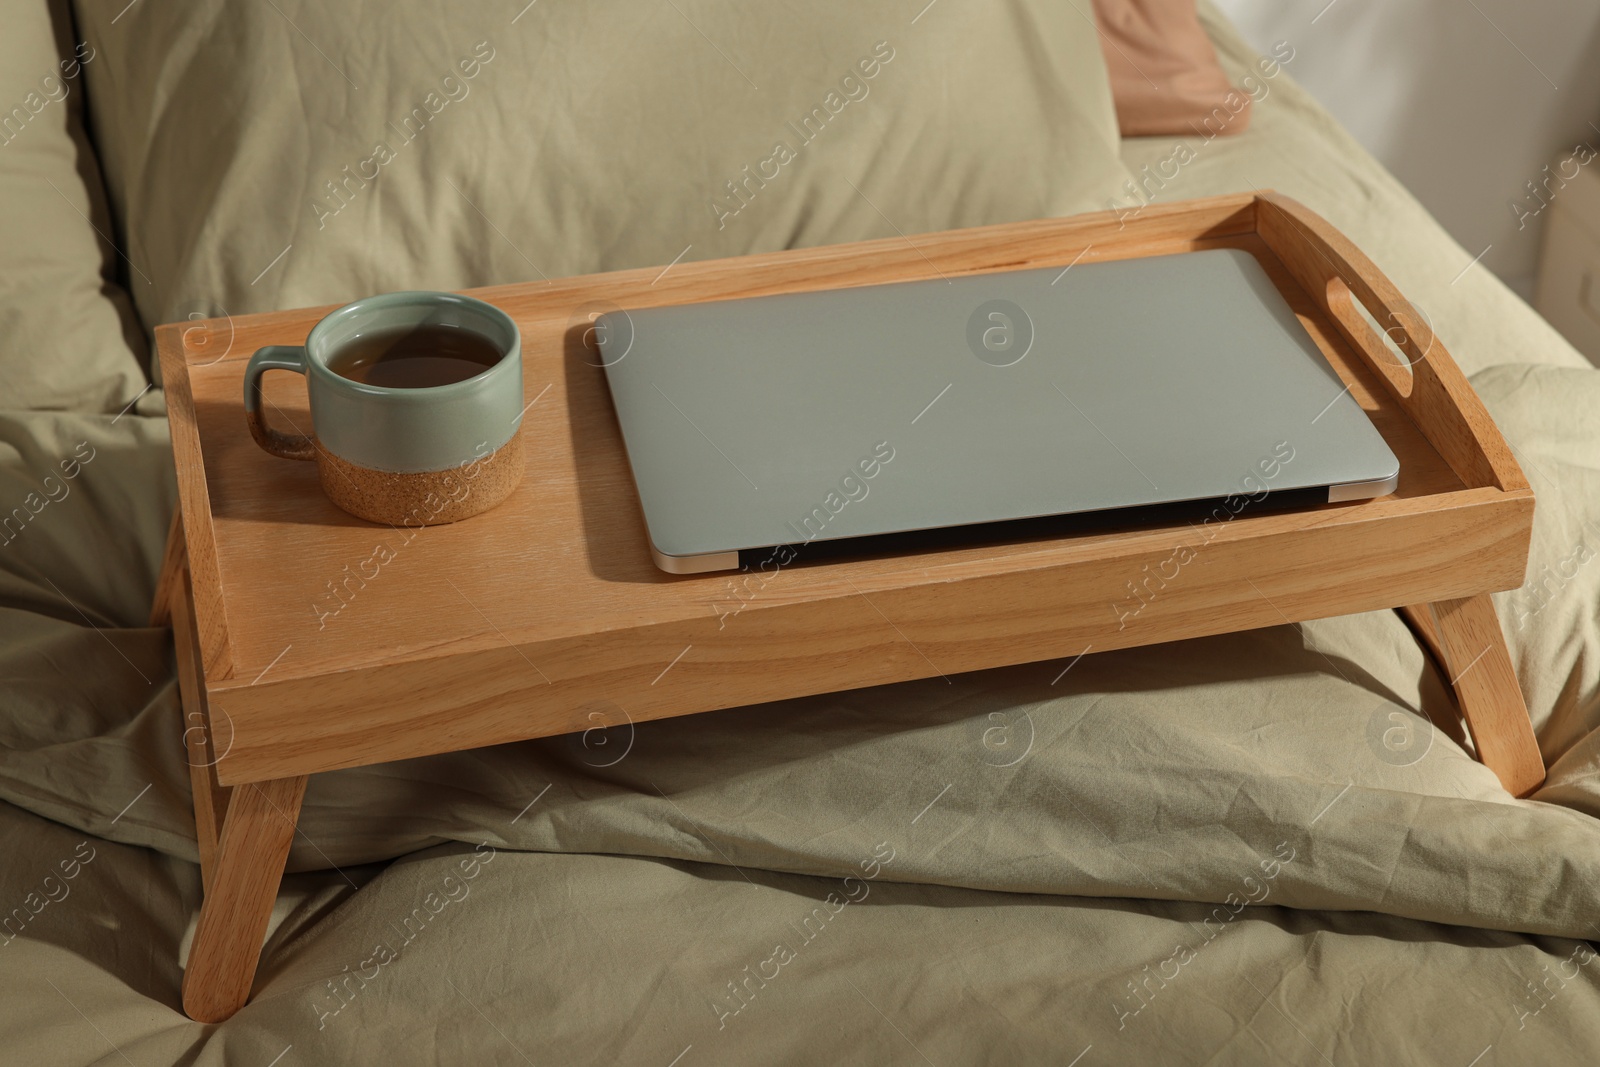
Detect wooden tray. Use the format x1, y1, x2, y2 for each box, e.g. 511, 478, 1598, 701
153, 192, 1542, 1021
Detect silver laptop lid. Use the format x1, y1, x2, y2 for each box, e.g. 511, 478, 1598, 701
597, 248, 1399, 572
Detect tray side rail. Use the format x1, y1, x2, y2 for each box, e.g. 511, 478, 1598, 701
1255, 193, 1527, 496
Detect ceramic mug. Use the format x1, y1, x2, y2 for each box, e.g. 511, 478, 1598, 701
243, 291, 524, 526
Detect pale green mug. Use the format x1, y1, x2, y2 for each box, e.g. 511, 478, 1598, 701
243, 291, 525, 526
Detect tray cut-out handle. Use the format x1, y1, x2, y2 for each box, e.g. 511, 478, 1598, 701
1255, 193, 1526, 494
1324, 275, 1419, 397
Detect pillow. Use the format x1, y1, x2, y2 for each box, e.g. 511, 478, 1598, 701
1093, 0, 1252, 138
73, 0, 1133, 328
0, 0, 148, 412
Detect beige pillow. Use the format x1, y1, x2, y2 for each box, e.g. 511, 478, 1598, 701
0, 0, 147, 412
72, 0, 1131, 326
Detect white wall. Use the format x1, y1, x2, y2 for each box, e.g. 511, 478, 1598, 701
1214, 0, 1600, 296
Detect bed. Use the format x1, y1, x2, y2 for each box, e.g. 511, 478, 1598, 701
3, 0, 1600, 1063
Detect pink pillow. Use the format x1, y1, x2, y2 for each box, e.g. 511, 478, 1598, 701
1092, 0, 1251, 138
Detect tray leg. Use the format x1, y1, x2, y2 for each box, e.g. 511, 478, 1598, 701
162, 520, 305, 1022
182, 774, 307, 1022
1399, 596, 1545, 797
171, 561, 230, 890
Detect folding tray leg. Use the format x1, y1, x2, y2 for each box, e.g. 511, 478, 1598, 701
171, 561, 231, 891
158, 507, 305, 1021
1400, 596, 1545, 797
181, 774, 307, 1022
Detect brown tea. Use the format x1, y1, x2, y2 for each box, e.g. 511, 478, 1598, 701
328, 324, 502, 388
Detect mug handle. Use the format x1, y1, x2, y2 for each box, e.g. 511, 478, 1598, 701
243, 346, 316, 460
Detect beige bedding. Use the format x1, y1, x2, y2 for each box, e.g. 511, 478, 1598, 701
0, 0, 147, 411
4, 1, 1600, 1064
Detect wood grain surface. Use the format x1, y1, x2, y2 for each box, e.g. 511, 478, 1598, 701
154, 193, 1537, 786
1400, 597, 1546, 796
180, 773, 306, 1023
